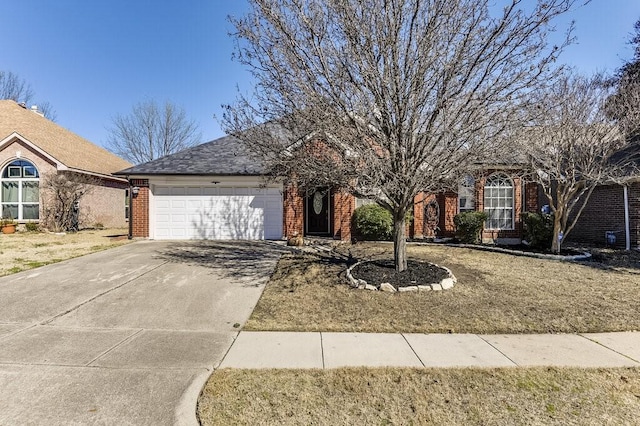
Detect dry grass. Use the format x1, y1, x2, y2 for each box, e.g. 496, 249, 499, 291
0, 228, 130, 276
244, 243, 640, 334
198, 367, 640, 425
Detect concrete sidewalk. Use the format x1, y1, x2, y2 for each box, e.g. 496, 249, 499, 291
220, 331, 640, 369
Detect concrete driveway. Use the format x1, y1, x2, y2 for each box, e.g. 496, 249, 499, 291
0, 240, 285, 425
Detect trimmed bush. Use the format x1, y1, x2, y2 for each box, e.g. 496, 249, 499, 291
352, 204, 393, 241
522, 212, 553, 250
453, 211, 488, 244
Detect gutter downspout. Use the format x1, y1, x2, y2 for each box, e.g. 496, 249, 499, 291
128, 178, 133, 240
624, 184, 630, 251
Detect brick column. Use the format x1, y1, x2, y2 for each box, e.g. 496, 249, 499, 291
283, 183, 304, 238
131, 179, 149, 238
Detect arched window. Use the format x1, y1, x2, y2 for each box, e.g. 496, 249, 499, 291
1, 160, 39, 220
483, 174, 513, 230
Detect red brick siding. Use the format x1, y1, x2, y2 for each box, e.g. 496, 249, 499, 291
410, 192, 456, 238
332, 190, 355, 241
630, 183, 640, 248
566, 184, 627, 247
525, 181, 539, 212
283, 184, 304, 238
131, 179, 149, 238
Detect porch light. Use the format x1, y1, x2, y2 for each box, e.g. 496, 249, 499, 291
131, 186, 140, 196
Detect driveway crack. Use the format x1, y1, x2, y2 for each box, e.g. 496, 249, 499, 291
39, 262, 168, 325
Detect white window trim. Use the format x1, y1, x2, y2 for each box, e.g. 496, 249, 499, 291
1, 160, 40, 221
483, 174, 514, 230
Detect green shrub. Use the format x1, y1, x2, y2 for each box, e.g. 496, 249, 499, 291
352, 204, 393, 241
522, 212, 553, 250
25, 222, 39, 232
453, 211, 488, 244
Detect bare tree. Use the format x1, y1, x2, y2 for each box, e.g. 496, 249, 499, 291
0, 70, 34, 104
522, 72, 636, 253
0, 70, 57, 121
224, 0, 577, 271
607, 18, 640, 142
40, 172, 99, 232
107, 100, 201, 164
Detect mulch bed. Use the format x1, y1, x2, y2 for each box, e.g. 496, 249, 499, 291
350, 259, 449, 288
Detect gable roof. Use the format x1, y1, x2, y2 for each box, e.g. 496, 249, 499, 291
115, 134, 264, 176
0, 100, 131, 177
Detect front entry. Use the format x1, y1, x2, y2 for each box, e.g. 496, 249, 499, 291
305, 188, 331, 236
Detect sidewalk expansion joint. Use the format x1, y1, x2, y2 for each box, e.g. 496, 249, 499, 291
579, 333, 640, 364
477, 335, 519, 366
85, 328, 145, 366
319, 332, 326, 369
38, 261, 169, 326
402, 333, 425, 367
216, 330, 241, 370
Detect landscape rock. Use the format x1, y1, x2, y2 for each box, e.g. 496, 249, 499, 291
440, 278, 455, 289
398, 286, 419, 292
380, 282, 396, 293
418, 285, 432, 291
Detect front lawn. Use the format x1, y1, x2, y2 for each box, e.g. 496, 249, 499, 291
198, 367, 640, 425
0, 228, 130, 276
244, 243, 640, 334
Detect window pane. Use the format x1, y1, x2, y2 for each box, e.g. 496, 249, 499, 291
1, 204, 18, 219
23, 166, 37, 177
2, 182, 18, 202
8, 166, 21, 178
23, 204, 39, 220
22, 182, 39, 203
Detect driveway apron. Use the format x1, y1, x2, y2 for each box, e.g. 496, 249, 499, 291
0, 240, 282, 425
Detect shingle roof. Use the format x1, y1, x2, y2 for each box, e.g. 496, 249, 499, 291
0, 100, 131, 176
115, 135, 264, 176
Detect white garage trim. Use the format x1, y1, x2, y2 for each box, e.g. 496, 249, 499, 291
148, 177, 283, 240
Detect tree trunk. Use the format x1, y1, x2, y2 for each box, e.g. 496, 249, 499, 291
551, 212, 563, 254
393, 213, 407, 272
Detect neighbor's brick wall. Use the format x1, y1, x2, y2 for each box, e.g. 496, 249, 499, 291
81, 178, 128, 228
283, 184, 304, 238
630, 183, 640, 248
566, 184, 627, 247
131, 179, 149, 238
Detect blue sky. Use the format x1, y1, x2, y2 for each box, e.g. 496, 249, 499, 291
1, 1, 639, 152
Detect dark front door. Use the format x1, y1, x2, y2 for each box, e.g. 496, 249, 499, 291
305, 188, 331, 235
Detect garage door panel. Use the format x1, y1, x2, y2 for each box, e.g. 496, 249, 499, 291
153, 185, 282, 240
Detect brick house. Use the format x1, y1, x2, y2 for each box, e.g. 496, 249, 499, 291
119, 133, 539, 243
0, 100, 132, 228
563, 182, 640, 249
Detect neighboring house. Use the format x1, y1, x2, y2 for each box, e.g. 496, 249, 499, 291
119, 133, 540, 243
565, 182, 640, 249
0, 99, 132, 228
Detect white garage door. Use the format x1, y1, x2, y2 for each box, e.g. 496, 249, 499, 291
153, 185, 283, 240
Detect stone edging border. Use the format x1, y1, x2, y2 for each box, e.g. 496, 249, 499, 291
346, 261, 457, 293
438, 243, 592, 261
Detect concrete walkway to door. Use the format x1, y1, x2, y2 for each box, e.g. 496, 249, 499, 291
0, 240, 284, 426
